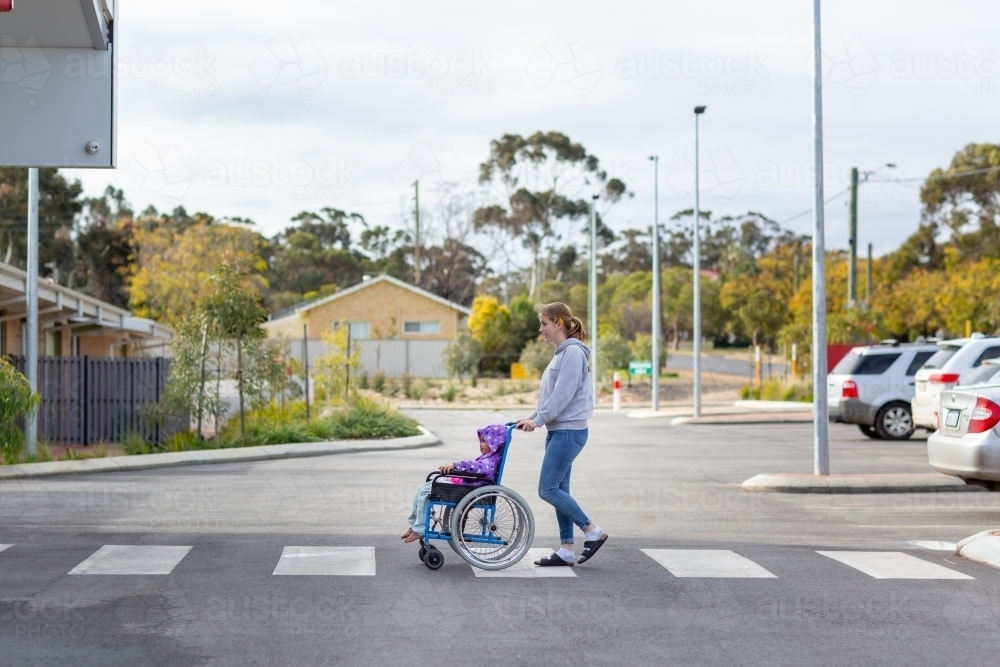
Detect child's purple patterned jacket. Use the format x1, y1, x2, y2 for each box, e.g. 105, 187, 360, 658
449, 424, 508, 484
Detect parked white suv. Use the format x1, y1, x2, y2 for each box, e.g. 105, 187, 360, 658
827, 342, 939, 440
912, 335, 1000, 430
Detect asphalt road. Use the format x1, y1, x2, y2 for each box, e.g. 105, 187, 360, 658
3, 410, 1000, 666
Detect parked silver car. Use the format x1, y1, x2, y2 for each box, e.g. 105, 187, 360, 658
827, 342, 938, 440
927, 382, 1000, 490
912, 334, 1000, 430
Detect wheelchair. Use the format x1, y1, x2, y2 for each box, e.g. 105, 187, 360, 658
418, 423, 535, 571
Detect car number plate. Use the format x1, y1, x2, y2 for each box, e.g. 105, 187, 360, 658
945, 409, 961, 429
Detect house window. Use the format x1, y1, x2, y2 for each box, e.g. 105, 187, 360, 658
337, 321, 369, 340
404, 321, 440, 335
44, 330, 62, 357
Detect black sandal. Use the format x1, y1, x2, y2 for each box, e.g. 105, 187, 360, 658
534, 553, 574, 567
577, 534, 609, 564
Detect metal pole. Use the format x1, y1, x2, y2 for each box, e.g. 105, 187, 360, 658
866, 242, 873, 305
302, 324, 310, 420
650, 155, 660, 412
848, 166, 858, 306
413, 180, 421, 286
693, 107, 706, 418
589, 196, 598, 407
811, 0, 830, 475
25, 168, 39, 457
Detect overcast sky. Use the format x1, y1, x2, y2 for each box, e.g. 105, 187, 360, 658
61, 0, 999, 260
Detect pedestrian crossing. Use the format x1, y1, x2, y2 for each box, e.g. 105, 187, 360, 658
0, 544, 982, 580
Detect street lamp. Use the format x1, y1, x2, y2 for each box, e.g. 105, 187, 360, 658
649, 155, 660, 412
589, 194, 599, 407
693, 105, 706, 418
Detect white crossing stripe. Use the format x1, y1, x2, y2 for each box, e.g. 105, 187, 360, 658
472, 548, 578, 578
273, 546, 376, 576
906, 540, 957, 552
641, 549, 777, 578
0, 544, 12, 554
69, 545, 193, 575
817, 551, 973, 579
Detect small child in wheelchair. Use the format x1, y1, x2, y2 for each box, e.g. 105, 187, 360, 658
400, 423, 508, 543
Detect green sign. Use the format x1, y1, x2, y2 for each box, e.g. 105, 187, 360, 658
629, 360, 652, 376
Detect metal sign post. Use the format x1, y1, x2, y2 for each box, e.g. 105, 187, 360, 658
693, 106, 706, 418
649, 155, 660, 412
811, 0, 830, 475
24, 168, 39, 457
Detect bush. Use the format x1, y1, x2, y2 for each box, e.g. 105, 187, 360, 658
743, 379, 813, 402
442, 332, 484, 380
441, 385, 458, 402
218, 397, 420, 445
372, 371, 386, 393
122, 432, 154, 456
0, 357, 41, 463
519, 339, 554, 378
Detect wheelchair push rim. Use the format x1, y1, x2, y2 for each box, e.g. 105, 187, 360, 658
449, 485, 534, 571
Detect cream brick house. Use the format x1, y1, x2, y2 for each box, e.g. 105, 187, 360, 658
264, 274, 471, 342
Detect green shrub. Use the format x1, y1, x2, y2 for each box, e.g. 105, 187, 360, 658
166, 430, 201, 452
122, 432, 152, 456
441, 385, 458, 402
218, 397, 419, 445
372, 371, 386, 393
519, 339, 554, 378
0, 357, 41, 463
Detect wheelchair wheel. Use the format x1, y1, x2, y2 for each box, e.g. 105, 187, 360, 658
449, 485, 534, 571
424, 548, 444, 570
418, 546, 427, 562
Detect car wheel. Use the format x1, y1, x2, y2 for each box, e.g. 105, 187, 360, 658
859, 424, 881, 439
875, 402, 914, 441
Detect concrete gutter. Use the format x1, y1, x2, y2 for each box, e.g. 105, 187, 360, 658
742, 472, 983, 494
956, 530, 1000, 569
0, 427, 441, 480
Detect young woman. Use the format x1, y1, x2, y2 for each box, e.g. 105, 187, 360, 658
516, 302, 608, 566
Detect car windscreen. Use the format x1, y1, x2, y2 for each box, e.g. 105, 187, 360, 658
852, 353, 901, 375
831, 350, 862, 374
905, 351, 935, 376
972, 346, 1000, 367
922, 346, 959, 370
960, 364, 1000, 386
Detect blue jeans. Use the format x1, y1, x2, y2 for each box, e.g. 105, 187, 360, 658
538, 428, 591, 544
407, 481, 433, 535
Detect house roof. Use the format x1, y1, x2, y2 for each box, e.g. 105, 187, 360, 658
268, 274, 472, 322
0, 261, 172, 341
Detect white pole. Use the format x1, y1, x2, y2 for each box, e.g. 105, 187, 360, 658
650, 155, 660, 412
811, 0, 830, 475
25, 168, 39, 457
612, 371, 621, 414
693, 107, 705, 418
589, 197, 598, 407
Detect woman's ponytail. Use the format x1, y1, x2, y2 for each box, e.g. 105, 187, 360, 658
535, 302, 586, 341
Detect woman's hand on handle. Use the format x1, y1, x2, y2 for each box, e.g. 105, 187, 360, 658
515, 418, 538, 432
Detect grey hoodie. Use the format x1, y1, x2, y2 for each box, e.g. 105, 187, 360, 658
529, 338, 593, 431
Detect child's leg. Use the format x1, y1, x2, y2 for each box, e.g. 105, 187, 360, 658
407, 481, 433, 535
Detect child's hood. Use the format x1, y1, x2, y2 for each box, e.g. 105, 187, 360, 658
477, 424, 508, 457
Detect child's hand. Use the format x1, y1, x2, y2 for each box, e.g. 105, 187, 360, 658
438, 463, 456, 473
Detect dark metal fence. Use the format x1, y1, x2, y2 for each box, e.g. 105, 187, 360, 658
8, 356, 173, 445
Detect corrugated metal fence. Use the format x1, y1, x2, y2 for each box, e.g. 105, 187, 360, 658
9, 356, 173, 445
282, 339, 450, 378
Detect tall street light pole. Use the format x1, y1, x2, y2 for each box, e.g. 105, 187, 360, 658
649, 155, 660, 412
693, 106, 706, 418
811, 0, 830, 475
589, 194, 599, 407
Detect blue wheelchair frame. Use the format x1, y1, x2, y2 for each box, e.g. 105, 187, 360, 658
421, 422, 517, 549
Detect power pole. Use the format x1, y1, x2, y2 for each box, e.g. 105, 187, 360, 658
413, 180, 421, 286
866, 242, 873, 304
811, 0, 830, 476
848, 166, 858, 306
793, 253, 801, 292
649, 155, 660, 412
